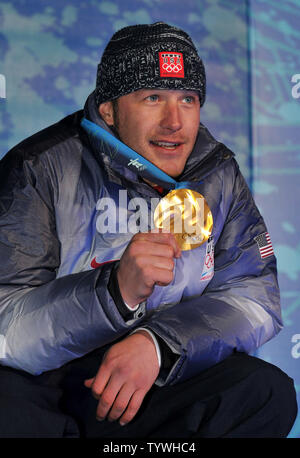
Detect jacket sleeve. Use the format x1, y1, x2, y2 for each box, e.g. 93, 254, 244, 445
143, 160, 282, 386
0, 149, 145, 375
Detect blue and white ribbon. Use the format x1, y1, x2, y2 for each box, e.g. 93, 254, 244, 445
81, 117, 190, 190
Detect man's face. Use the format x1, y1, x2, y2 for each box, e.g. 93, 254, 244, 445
99, 89, 200, 178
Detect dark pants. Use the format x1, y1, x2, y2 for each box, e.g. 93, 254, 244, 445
0, 350, 297, 438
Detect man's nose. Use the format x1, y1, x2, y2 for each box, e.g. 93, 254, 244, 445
159, 103, 182, 132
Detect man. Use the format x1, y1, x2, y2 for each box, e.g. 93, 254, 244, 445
0, 22, 297, 438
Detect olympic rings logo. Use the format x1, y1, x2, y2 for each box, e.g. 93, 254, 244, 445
162, 62, 183, 73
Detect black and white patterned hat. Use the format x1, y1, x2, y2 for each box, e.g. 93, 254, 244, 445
95, 22, 206, 107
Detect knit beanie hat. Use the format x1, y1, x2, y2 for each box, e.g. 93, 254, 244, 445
95, 22, 206, 107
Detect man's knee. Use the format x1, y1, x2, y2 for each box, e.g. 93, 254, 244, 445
0, 366, 79, 438
195, 353, 298, 438
257, 361, 297, 436
228, 354, 298, 437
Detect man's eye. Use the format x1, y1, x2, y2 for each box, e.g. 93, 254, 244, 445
183, 96, 194, 103
146, 94, 159, 102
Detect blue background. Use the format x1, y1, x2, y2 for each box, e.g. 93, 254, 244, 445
0, 0, 299, 437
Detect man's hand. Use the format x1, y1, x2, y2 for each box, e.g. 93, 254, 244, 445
84, 330, 160, 426
117, 232, 181, 308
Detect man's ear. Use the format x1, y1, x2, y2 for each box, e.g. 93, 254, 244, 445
99, 101, 114, 126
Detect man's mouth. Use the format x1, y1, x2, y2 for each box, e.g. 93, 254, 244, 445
150, 140, 182, 150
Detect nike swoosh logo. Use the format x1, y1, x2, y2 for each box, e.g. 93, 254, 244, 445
90, 257, 118, 269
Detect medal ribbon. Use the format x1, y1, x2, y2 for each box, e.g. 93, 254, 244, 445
81, 117, 190, 190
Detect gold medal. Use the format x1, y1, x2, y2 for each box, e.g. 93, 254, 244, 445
153, 189, 213, 250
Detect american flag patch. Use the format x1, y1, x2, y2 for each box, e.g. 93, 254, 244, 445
254, 232, 274, 259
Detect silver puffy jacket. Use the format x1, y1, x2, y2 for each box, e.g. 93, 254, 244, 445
0, 92, 282, 385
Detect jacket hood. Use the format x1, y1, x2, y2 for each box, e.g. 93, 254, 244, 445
83, 91, 234, 187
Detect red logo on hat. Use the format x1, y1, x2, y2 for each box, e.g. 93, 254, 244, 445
159, 52, 184, 78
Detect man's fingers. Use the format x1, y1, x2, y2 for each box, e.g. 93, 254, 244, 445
148, 265, 174, 286
135, 231, 181, 258
130, 241, 177, 260
95, 374, 124, 420
119, 389, 146, 425
137, 255, 175, 272
84, 333, 159, 425
84, 377, 94, 389
97, 384, 147, 425
152, 231, 181, 258
84, 366, 110, 400
106, 383, 134, 422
